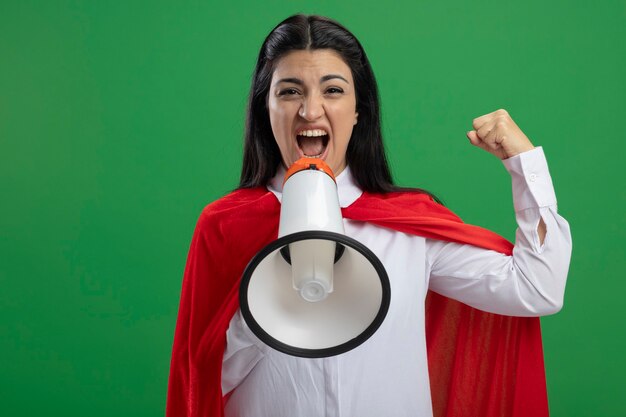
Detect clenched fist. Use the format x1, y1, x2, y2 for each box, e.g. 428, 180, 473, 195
466, 109, 535, 160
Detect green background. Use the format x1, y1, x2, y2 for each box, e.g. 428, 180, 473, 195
1, 0, 624, 416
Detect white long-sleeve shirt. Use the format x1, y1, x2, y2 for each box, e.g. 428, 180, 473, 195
222, 147, 572, 417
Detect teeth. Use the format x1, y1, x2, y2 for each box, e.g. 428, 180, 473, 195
297, 129, 328, 137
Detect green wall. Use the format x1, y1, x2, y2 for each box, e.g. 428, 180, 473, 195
1, 1, 624, 415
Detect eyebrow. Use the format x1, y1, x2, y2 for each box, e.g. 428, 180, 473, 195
275, 74, 350, 85
321, 74, 349, 83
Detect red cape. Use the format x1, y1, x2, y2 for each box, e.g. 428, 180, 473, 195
166, 187, 549, 417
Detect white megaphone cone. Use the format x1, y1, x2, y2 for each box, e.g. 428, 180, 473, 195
239, 158, 391, 358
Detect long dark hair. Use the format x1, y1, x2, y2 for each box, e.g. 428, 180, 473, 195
239, 14, 438, 200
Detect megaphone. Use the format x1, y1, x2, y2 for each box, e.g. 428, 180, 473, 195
239, 158, 391, 358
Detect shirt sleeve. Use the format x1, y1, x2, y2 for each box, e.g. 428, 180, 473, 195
221, 310, 266, 395
426, 147, 572, 317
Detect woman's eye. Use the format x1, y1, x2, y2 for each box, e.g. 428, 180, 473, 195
278, 88, 300, 96
325, 87, 344, 94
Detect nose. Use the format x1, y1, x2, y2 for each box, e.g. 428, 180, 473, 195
298, 94, 324, 121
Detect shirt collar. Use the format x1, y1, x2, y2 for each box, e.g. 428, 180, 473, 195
268, 165, 363, 208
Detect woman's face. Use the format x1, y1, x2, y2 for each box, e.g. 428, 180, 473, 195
268, 49, 358, 176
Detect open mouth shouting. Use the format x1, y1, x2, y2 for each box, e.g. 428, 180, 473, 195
296, 129, 330, 159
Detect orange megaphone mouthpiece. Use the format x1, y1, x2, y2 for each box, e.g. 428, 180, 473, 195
284, 158, 335, 185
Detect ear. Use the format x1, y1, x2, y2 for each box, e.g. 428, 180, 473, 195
354, 112, 359, 125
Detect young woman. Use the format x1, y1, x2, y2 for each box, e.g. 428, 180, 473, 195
167, 14, 571, 417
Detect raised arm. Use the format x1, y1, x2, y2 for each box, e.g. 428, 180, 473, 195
467, 109, 544, 239
427, 111, 571, 316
